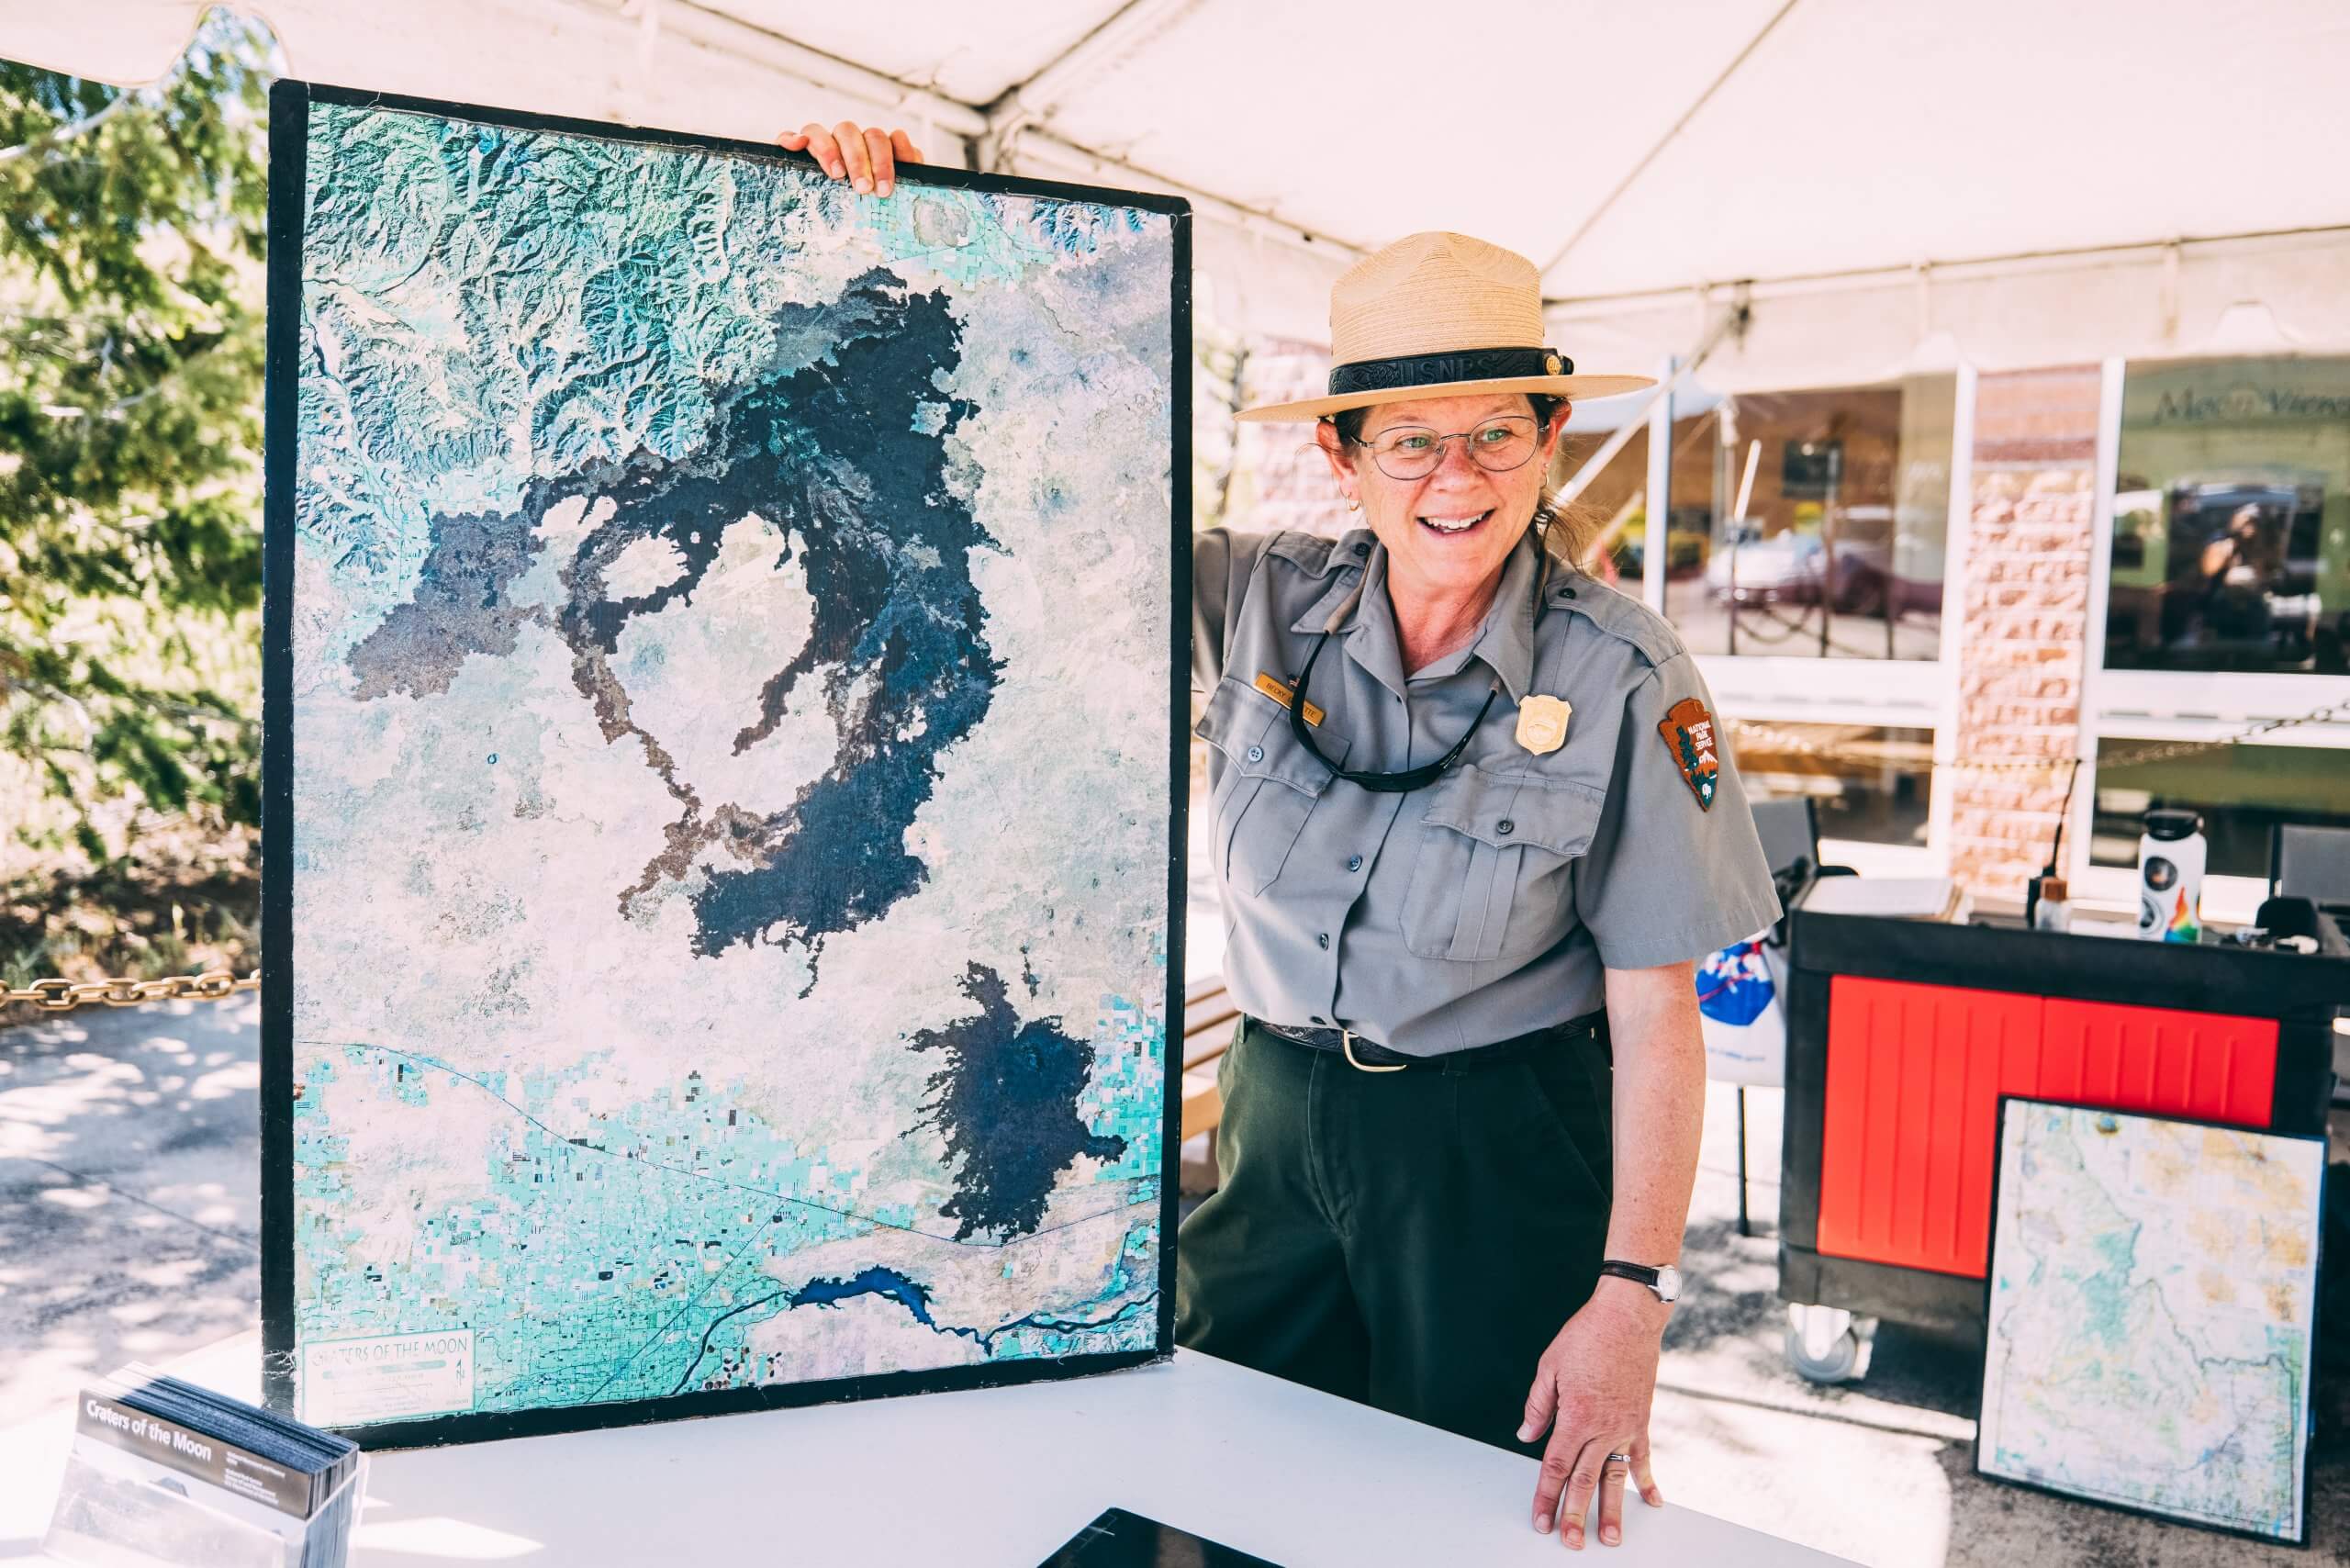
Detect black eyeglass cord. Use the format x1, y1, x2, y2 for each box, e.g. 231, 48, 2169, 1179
1288, 632, 1497, 793
1281, 521, 1560, 796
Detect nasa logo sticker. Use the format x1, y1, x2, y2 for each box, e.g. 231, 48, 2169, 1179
1658, 697, 1719, 811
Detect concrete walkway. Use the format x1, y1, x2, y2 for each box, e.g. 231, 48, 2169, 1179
1, 999, 2341, 1564
1663, 1089, 2348, 1565
0, 997, 260, 1428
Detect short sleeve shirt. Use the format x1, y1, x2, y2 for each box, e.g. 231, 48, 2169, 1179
1192, 524, 1782, 1057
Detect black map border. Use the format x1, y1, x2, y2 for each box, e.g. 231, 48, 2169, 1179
261, 78, 1191, 1450
1972, 1094, 2328, 1547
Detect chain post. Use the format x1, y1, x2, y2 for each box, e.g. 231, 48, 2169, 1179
1, 708, 2344, 1017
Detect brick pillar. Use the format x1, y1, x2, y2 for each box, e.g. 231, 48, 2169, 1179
1948, 366, 2102, 902
1232, 338, 1350, 539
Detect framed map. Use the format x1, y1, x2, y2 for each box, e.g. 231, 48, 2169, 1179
1977, 1098, 2325, 1544
259, 82, 1186, 1445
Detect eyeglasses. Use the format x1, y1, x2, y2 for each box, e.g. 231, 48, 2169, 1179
1349, 415, 1541, 481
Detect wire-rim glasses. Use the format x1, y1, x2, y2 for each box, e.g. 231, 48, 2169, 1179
1349, 415, 1540, 481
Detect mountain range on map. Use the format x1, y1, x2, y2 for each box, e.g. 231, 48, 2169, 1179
266, 85, 1179, 1439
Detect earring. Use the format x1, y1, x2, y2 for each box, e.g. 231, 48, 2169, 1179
1346, 498, 1360, 512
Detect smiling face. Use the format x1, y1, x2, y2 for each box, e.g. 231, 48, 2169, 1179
1315, 392, 1570, 610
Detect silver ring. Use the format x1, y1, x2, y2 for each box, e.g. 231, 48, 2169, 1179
1606, 1452, 1632, 1467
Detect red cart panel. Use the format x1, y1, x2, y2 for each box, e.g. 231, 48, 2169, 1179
1815, 977, 2278, 1279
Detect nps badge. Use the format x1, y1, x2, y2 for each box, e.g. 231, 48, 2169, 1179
1658, 697, 1719, 810
1515, 694, 1571, 756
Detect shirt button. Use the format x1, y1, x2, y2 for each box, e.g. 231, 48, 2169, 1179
1347, 855, 1363, 872
1316, 933, 1330, 950
1246, 745, 1264, 763
1497, 818, 1515, 835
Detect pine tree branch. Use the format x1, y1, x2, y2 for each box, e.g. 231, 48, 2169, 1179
2, 675, 256, 733
0, 91, 135, 167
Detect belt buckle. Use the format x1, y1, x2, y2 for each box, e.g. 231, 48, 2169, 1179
1340, 1027, 1405, 1074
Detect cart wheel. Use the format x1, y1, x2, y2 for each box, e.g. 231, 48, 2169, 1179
1784, 1323, 1861, 1384
1783, 1304, 1869, 1385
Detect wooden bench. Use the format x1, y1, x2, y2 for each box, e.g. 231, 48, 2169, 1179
1179, 975, 1239, 1193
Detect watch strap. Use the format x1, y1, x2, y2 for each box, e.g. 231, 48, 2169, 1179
1596, 1260, 1671, 1300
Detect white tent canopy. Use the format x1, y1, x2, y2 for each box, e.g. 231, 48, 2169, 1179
11, 0, 2350, 382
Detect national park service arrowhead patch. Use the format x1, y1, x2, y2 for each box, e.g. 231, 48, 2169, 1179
1658, 697, 1720, 811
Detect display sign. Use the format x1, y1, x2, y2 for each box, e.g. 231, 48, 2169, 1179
1977, 1098, 2325, 1544
261, 81, 1186, 1444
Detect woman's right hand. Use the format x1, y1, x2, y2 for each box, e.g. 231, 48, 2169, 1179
776, 121, 926, 197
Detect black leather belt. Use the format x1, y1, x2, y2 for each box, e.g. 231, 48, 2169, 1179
1251, 1012, 1606, 1073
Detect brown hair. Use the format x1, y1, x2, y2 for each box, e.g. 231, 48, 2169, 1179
1323, 394, 1606, 574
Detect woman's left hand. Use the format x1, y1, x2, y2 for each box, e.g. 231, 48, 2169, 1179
1518, 1285, 1669, 1548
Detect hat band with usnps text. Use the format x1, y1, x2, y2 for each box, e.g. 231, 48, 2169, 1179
1329, 346, 1571, 398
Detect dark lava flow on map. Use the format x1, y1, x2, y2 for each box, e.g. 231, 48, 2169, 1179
347, 268, 1002, 981
911, 964, 1129, 1241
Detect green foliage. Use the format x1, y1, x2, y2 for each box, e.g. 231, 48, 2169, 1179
0, 14, 271, 862
1192, 319, 1248, 533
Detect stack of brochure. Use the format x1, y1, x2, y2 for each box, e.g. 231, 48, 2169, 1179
44, 1365, 364, 1568
1799, 875, 1968, 923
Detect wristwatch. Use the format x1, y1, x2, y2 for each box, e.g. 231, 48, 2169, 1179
1597, 1260, 1682, 1304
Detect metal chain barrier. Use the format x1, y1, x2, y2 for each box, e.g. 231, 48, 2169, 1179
1731, 698, 2350, 776
3, 969, 258, 1014
4, 706, 2342, 1015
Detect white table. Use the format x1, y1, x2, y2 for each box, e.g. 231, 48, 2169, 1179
2, 1336, 1851, 1565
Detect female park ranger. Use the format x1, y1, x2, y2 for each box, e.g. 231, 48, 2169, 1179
783, 123, 1781, 1552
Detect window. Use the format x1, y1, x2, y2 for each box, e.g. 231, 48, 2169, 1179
1732, 722, 1936, 871
2076, 354, 2350, 922
1554, 420, 1647, 590
1665, 375, 1955, 661
1553, 407, 1718, 593
2088, 739, 2350, 882
2102, 356, 2350, 677
1568, 375, 1965, 879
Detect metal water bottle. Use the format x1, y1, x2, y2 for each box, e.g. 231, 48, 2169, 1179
2135, 809, 2206, 943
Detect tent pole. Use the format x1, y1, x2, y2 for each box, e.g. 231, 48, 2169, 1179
1736, 1087, 1751, 1238
1644, 355, 1675, 614
1013, 131, 1368, 263
1538, 0, 1803, 284
576, 0, 1372, 263
565, 0, 988, 138
982, 0, 1207, 132
1552, 298, 1748, 511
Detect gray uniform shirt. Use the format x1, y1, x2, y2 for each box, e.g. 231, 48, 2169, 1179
1192, 525, 1782, 1057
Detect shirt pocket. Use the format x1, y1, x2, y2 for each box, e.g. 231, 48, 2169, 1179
1193, 676, 1349, 896
1400, 763, 1605, 963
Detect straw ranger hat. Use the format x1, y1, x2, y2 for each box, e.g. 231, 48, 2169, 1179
1237, 230, 1652, 422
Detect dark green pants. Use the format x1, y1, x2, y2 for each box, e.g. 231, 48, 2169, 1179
1175, 1017, 1614, 1452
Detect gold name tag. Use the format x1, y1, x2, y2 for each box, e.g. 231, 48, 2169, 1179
1254, 671, 1325, 728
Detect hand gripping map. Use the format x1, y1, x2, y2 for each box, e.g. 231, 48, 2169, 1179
260, 84, 1185, 1443
1977, 1100, 2325, 1544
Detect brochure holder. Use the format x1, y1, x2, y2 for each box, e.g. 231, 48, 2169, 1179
43, 1380, 364, 1568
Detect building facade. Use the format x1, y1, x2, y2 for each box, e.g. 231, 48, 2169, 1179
1200, 317, 2350, 923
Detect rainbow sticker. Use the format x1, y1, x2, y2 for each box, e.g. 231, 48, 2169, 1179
2164, 886, 2199, 944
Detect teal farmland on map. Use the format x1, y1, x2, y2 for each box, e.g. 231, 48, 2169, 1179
276, 94, 1176, 1431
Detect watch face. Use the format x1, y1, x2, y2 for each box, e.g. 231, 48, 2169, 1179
1654, 1265, 1682, 1303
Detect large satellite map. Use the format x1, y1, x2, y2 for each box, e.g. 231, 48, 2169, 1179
263, 86, 1181, 1439
1978, 1101, 2323, 1542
